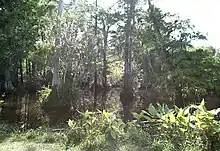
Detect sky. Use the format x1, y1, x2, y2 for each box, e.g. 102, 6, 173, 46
64, 0, 220, 48
155, 0, 220, 48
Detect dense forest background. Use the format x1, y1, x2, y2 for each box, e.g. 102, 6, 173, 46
0, 0, 220, 128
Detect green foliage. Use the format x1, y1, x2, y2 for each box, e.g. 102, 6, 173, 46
0, 142, 64, 151
133, 103, 171, 122
38, 87, 52, 104
161, 100, 220, 133
0, 0, 51, 69
68, 110, 125, 150
148, 103, 171, 118
1, 0, 220, 151
0, 107, 210, 151
169, 48, 220, 98
135, 1, 218, 107
2, 127, 67, 145
108, 60, 124, 83
66, 109, 206, 150
40, 86, 63, 108
133, 101, 220, 150
0, 121, 19, 143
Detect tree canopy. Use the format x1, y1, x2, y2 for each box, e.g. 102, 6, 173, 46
0, 0, 220, 125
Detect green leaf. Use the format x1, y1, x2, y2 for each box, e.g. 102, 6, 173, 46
200, 123, 209, 129
183, 107, 190, 115
179, 128, 187, 132
68, 119, 74, 128
177, 108, 184, 118
148, 104, 158, 117
141, 110, 152, 117
215, 127, 220, 133
110, 130, 117, 139
169, 112, 176, 123
142, 115, 154, 122
164, 104, 170, 114
199, 99, 207, 112
91, 117, 96, 123
132, 112, 141, 120
161, 114, 169, 123
132, 112, 154, 122
209, 108, 220, 115
156, 103, 162, 109
103, 110, 111, 118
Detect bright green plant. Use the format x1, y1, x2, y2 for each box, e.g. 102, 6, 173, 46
133, 101, 220, 134
68, 110, 126, 150
132, 101, 220, 150
38, 87, 52, 104
132, 103, 171, 122
148, 103, 171, 118
160, 100, 220, 150
161, 100, 220, 134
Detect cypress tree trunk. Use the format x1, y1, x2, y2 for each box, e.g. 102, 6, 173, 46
93, 0, 98, 110
52, 0, 63, 88
101, 19, 109, 109
120, 0, 135, 122
20, 59, 23, 84
26, 59, 29, 80
47, 0, 63, 126
28, 60, 32, 80
32, 62, 36, 78
4, 66, 14, 92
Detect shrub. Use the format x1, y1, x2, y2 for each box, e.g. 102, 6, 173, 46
133, 101, 220, 150
2, 102, 217, 151
68, 110, 125, 150
38, 86, 52, 105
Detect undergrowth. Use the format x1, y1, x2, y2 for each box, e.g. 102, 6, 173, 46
2, 101, 220, 151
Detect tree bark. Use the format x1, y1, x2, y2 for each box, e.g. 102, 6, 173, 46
20, 59, 23, 84
32, 62, 36, 78
101, 18, 109, 109
14, 65, 19, 88
26, 59, 31, 81
4, 65, 14, 92
120, 0, 135, 122
48, 0, 63, 125
26, 59, 29, 80
52, 0, 63, 87
93, 0, 98, 110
